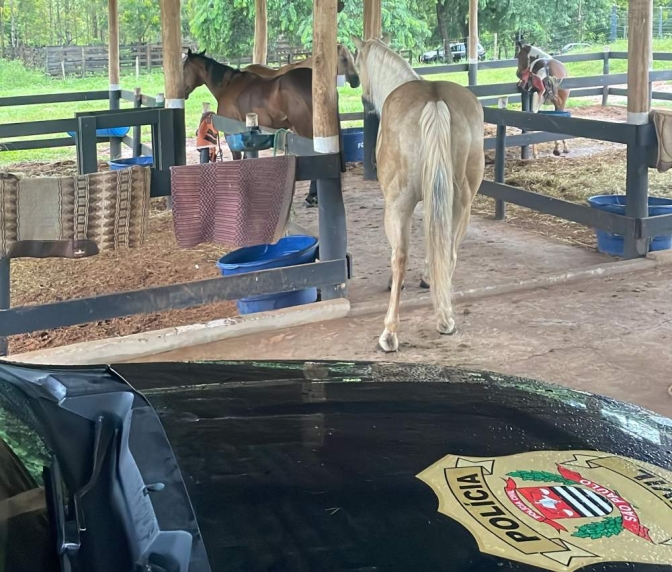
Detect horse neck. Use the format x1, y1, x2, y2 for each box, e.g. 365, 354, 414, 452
366, 45, 419, 115
199, 58, 238, 98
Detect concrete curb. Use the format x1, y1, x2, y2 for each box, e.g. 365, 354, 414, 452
349, 251, 672, 318
7, 299, 350, 366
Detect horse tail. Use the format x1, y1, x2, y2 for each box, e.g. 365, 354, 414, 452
420, 99, 455, 332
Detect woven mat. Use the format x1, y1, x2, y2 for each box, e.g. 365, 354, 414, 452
170, 156, 296, 249
0, 166, 150, 259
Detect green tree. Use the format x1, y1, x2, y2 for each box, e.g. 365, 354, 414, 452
120, 0, 161, 44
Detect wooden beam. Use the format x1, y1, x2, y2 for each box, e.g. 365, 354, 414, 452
160, 0, 184, 107
253, 0, 267, 65
627, 0, 653, 124
468, 0, 478, 85
363, 0, 382, 40
312, 0, 339, 153
108, 0, 120, 89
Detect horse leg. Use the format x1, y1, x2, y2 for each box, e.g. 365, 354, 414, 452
379, 197, 414, 353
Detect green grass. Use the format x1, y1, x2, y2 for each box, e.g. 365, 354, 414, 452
1, 37, 671, 165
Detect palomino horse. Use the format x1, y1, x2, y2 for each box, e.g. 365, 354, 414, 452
183, 49, 313, 137
351, 35, 484, 353
245, 44, 360, 89
515, 42, 570, 157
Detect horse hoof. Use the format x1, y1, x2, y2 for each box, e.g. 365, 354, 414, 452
553, 149, 561, 156
437, 319, 457, 336
420, 278, 430, 289
387, 276, 405, 291
563, 148, 570, 154
378, 330, 399, 353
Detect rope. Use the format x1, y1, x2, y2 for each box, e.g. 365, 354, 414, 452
273, 129, 290, 156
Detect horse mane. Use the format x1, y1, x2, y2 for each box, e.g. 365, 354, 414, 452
364, 40, 419, 115
527, 45, 552, 61
188, 52, 241, 85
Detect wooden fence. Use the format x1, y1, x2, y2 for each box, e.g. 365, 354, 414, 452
14, 43, 313, 77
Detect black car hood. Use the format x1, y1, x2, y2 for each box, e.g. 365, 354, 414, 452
110, 361, 672, 572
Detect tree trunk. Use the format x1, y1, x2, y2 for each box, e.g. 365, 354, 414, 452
436, 0, 449, 58
9, 0, 17, 51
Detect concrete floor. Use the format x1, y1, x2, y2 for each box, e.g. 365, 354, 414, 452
131, 262, 672, 419
291, 187, 609, 306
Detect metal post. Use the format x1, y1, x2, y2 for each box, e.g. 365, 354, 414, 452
659, 6, 663, 39
133, 87, 142, 157
610, 5, 618, 42
0, 257, 9, 356
77, 116, 99, 175
317, 177, 347, 300
520, 91, 531, 160
602, 49, 611, 106
362, 99, 378, 181
109, 87, 122, 160
494, 123, 507, 220
468, 63, 478, 86
624, 141, 650, 258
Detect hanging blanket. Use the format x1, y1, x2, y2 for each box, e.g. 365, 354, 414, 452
0, 166, 150, 259
170, 156, 296, 249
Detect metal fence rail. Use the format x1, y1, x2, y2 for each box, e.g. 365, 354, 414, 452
0, 107, 349, 356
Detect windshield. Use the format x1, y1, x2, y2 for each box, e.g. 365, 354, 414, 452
0, 394, 58, 571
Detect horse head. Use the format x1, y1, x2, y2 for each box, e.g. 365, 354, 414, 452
515, 42, 532, 79
337, 44, 360, 88
182, 49, 209, 99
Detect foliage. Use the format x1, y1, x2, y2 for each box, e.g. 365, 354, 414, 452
298, 0, 431, 51
506, 470, 577, 486
120, 0, 161, 44
572, 517, 624, 539
0, 0, 636, 60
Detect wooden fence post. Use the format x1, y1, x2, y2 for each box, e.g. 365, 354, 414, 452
0, 257, 9, 356
363, 0, 382, 181
624, 0, 652, 259
468, 0, 478, 86
602, 48, 610, 106
313, 0, 347, 300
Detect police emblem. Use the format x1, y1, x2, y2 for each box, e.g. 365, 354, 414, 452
417, 451, 672, 571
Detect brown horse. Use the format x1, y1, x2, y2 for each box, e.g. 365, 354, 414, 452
352, 35, 484, 352
244, 44, 360, 88
183, 49, 313, 137
515, 42, 570, 157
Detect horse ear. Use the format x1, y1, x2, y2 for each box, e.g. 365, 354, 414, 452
381, 33, 391, 46
351, 35, 364, 51
199, 49, 206, 56
187, 48, 192, 56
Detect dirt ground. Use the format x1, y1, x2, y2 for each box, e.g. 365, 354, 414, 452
5, 103, 666, 354
132, 265, 672, 419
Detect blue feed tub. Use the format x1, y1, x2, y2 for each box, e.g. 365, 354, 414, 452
217, 235, 319, 315
109, 156, 154, 170
67, 127, 131, 138
538, 110, 571, 117
342, 127, 364, 163
588, 195, 672, 256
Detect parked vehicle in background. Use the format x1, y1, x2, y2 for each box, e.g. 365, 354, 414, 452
560, 42, 592, 54
419, 42, 486, 63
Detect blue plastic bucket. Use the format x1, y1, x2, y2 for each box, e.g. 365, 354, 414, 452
588, 195, 672, 256
67, 127, 131, 138
538, 110, 571, 117
216, 235, 319, 314
342, 128, 364, 163
109, 156, 154, 170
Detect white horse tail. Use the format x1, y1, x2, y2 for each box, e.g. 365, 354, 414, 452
420, 99, 456, 333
